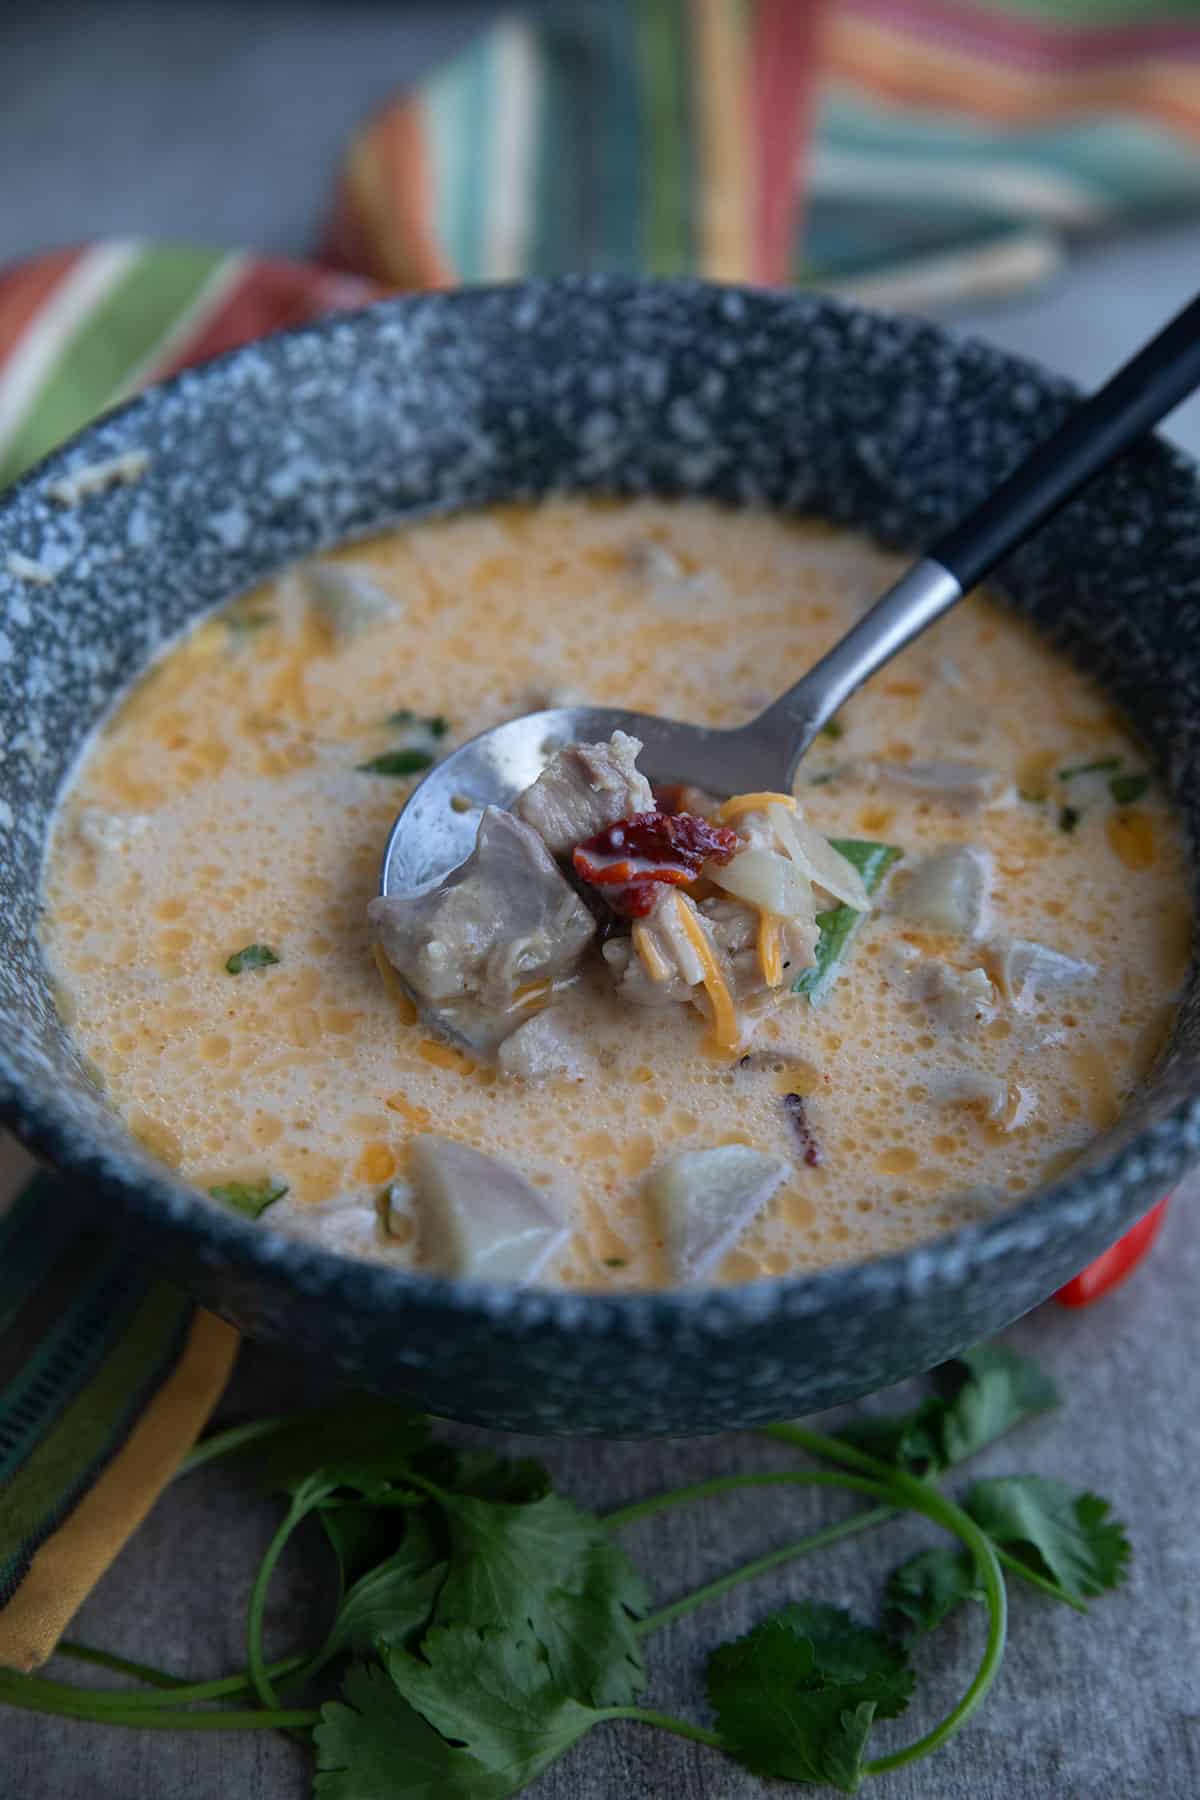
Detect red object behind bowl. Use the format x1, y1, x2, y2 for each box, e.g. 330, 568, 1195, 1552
1054, 1197, 1170, 1307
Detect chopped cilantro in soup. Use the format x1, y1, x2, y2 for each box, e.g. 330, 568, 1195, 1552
41, 500, 1189, 1290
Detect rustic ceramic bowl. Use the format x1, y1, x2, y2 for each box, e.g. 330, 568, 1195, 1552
0, 278, 1196, 1435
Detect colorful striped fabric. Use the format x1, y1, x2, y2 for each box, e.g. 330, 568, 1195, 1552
325, 0, 1200, 306
3, 0, 1200, 1670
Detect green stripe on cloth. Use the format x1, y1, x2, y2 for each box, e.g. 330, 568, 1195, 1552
0, 244, 229, 487
635, 0, 695, 274
0, 1278, 193, 1603
425, 36, 490, 284
590, 0, 645, 274
530, 18, 578, 274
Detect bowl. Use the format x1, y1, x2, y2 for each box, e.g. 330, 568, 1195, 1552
0, 277, 1196, 1437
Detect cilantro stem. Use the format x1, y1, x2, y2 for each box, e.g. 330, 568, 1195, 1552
180, 1415, 303, 1477
44, 1654, 307, 1711
0, 1673, 316, 1732
760, 1424, 1009, 1773
606, 1469, 894, 1534
56, 1641, 194, 1688
636, 1504, 896, 1636
597, 1706, 723, 1751
246, 1493, 316, 1711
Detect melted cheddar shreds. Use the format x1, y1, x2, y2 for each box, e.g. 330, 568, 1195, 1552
673, 894, 741, 1055
757, 913, 784, 987
716, 792, 796, 825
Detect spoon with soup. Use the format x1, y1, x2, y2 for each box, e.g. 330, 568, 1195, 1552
382, 293, 1200, 899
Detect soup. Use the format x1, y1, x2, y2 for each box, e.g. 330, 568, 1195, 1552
41, 499, 1189, 1289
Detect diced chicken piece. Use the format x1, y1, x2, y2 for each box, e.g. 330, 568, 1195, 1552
368, 808, 595, 1012
876, 760, 1008, 810
497, 1007, 591, 1082
515, 732, 654, 855
603, 887, 707, 1006
892, 846, 990, 937
645, 1145, 790, 1283
75, 806, 150, 854
408, 1136, 569, 1282
298, 560, 399, 641
989, 938, 1096, 1011
928, 1068, 1009, 1122
911, 961, 995, 1034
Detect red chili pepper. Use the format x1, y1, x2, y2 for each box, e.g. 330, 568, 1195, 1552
1054, 1196, 1170, 1308
572, 810, 740, 918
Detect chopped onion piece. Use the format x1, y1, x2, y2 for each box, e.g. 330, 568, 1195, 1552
770, 806, 871, 910
409, 1136, 569, 1282
876, 759, 1006, 809
893, 846, 990, 936
645, 1145, 790, 1282
709, 846, 817, 921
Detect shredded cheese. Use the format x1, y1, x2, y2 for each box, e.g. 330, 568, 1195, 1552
632, 919, 673, 983
372, 944, 417, 1024
716, 791, 797, 825
673, 893, 740, 1055
757, 912, 784, 987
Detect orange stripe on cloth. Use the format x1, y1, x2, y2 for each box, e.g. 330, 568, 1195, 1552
691, 0, 754, 280
322, 104, 454, 291
826, 16, 1200, 139
0, 250, 85, 366
0, 1309, 238, 1672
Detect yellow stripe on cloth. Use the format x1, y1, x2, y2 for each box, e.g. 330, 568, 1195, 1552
0, 1309, 237, 1672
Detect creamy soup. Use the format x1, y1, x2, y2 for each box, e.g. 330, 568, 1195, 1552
41, 500, 1190, 1289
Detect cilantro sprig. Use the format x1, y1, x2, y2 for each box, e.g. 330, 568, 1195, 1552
0, 1343, 1130, 1796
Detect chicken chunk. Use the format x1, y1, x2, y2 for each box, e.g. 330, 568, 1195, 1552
602, 888, 707, 1006
497, 1006, 591, 1082
368, 807, 595, 1013
876, 760, 1008, 810
911, 960, 995, 1034
298, 560, 398, 641
408, 1136, 570, 1282
515, 731, 654, 855
989, 937, 1095, 1011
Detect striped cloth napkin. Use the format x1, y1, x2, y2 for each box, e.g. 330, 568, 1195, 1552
2, 0, 1199, 1672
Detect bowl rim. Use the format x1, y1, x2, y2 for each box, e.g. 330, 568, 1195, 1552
2, 272, 1198, 1339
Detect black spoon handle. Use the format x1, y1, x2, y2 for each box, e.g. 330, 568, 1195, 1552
931, 290, 1200, 594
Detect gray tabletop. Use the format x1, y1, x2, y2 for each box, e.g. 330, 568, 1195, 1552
4, 5, 1200, 1796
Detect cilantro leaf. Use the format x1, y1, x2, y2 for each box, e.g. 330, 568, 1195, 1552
321, 1503, 407, 1590
357, 749, 436, 777
707, 1603, 913, 1793
820, 718, 845, 740
965, 1477, 1130, 1606
322, 1554, 447, 1665
794, 840, 902, 1005
226, 610, 276, 636
939, 1345, 1059, 1466
254, 1394, 431, 1498
388, 1627, 600, 1793
225, 943, 280, 974
888, 1548, 984, 1635
1109, 772, 1150, 806
413, 1448, 551, 1506
207, 1177, 287, 1218
429, 1488, 648, 1705
840, 1345, 1058, 1476
315, 1662, 508, 1800
838, 1397, 947, 1475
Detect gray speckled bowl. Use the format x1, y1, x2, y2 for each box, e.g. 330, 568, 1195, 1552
0, 278, 1196, 1437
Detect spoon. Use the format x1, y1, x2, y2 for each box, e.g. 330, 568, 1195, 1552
382, 292, 1200, 897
